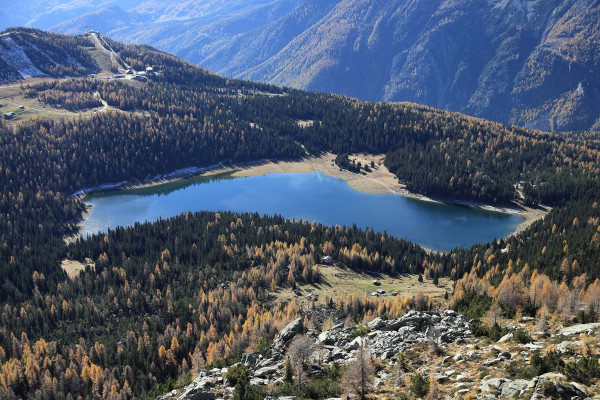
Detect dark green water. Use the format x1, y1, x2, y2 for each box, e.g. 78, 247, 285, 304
83, 171, 523, 252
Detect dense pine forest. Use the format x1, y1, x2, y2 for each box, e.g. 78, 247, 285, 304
1, 29, 600, 398
0, 212, 427, 399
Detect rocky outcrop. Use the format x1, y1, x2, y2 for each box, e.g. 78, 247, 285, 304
272, 317, 304, 350
479, 373, 589, 400
161, 310, 471, 399
159, 309, 600, 399
157, 369, 223, 400
558, 322, 600, 336
324, 310, 471, 361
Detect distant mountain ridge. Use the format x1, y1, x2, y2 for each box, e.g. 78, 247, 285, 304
199, 0, 600, 133
3, 0, 600, 132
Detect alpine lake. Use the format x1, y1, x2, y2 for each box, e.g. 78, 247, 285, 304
82, 171, 523, 252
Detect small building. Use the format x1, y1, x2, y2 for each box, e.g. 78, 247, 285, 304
292, 289, 302, 296
112, 73, 125, 79
146, 66, 154, 73
18, 105, 24, 110
125, 69, 134, 75
391, 291, 399, 296
376, 289, 386, 295
321, 255, 333, 265
132, 75, 147, 82
372, 279, 381, 286
3, 112, 14, 119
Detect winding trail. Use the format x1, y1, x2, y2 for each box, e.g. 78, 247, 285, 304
94, 91, 109, 112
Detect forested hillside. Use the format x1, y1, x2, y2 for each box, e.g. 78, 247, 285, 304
15, 0, 600, 132
0, 28, 98, 83
1, 28, 599, 303
0, 211, 427, 399
1, 29, 600, 398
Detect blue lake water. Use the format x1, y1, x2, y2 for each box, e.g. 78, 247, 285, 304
82, 171, 523, 252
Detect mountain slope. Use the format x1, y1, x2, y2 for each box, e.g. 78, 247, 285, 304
6, 1, 599, 131
0, 28, 98, 82
38, 0, 600, 133
231, 0, 600, 132
1, 28, 600, 399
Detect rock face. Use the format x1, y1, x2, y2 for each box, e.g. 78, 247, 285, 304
162, 310, 471, 399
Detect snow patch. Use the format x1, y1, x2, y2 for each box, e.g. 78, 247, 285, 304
0, 36, 45, 79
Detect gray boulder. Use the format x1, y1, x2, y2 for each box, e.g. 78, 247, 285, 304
500, 379, 531, 397
367, 317, 386, 330
559, 322, 600, 336
318, 331, 335, 345
273, 318, 304, 350
176, 375, 217, 400
481, 377, 511, 392
254, 365, 280, 378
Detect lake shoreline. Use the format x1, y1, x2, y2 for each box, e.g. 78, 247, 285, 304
65, 154, 548, 249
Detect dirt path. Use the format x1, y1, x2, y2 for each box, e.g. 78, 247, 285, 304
334, 161, 402, 196
90, 33, 129, 72
94, 92, 114, 113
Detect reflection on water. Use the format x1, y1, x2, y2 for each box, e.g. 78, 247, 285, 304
83, 171, 523, 252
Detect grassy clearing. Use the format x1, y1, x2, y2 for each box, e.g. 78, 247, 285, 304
89, 47, 115, 73
0, 82, 76, 123
61, 258, 94, 278
274, 264, 453, 305
0, 75, 148, 125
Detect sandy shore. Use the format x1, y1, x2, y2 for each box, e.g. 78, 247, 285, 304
206, 153, 549, 231
203, 153, 407, 195
64, 152, 549, 259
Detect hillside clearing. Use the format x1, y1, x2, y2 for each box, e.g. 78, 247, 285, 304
273, 264, 453, 307
61, 258, 94, 278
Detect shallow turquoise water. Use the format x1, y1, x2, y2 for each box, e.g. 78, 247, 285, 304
82, 171, 523, 252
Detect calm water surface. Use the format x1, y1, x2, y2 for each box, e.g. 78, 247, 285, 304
82, 171, 523, 252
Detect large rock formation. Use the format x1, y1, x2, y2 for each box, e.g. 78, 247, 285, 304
160, 310, 471, 399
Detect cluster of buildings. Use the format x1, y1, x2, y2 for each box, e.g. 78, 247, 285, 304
113, 66, 155, 82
